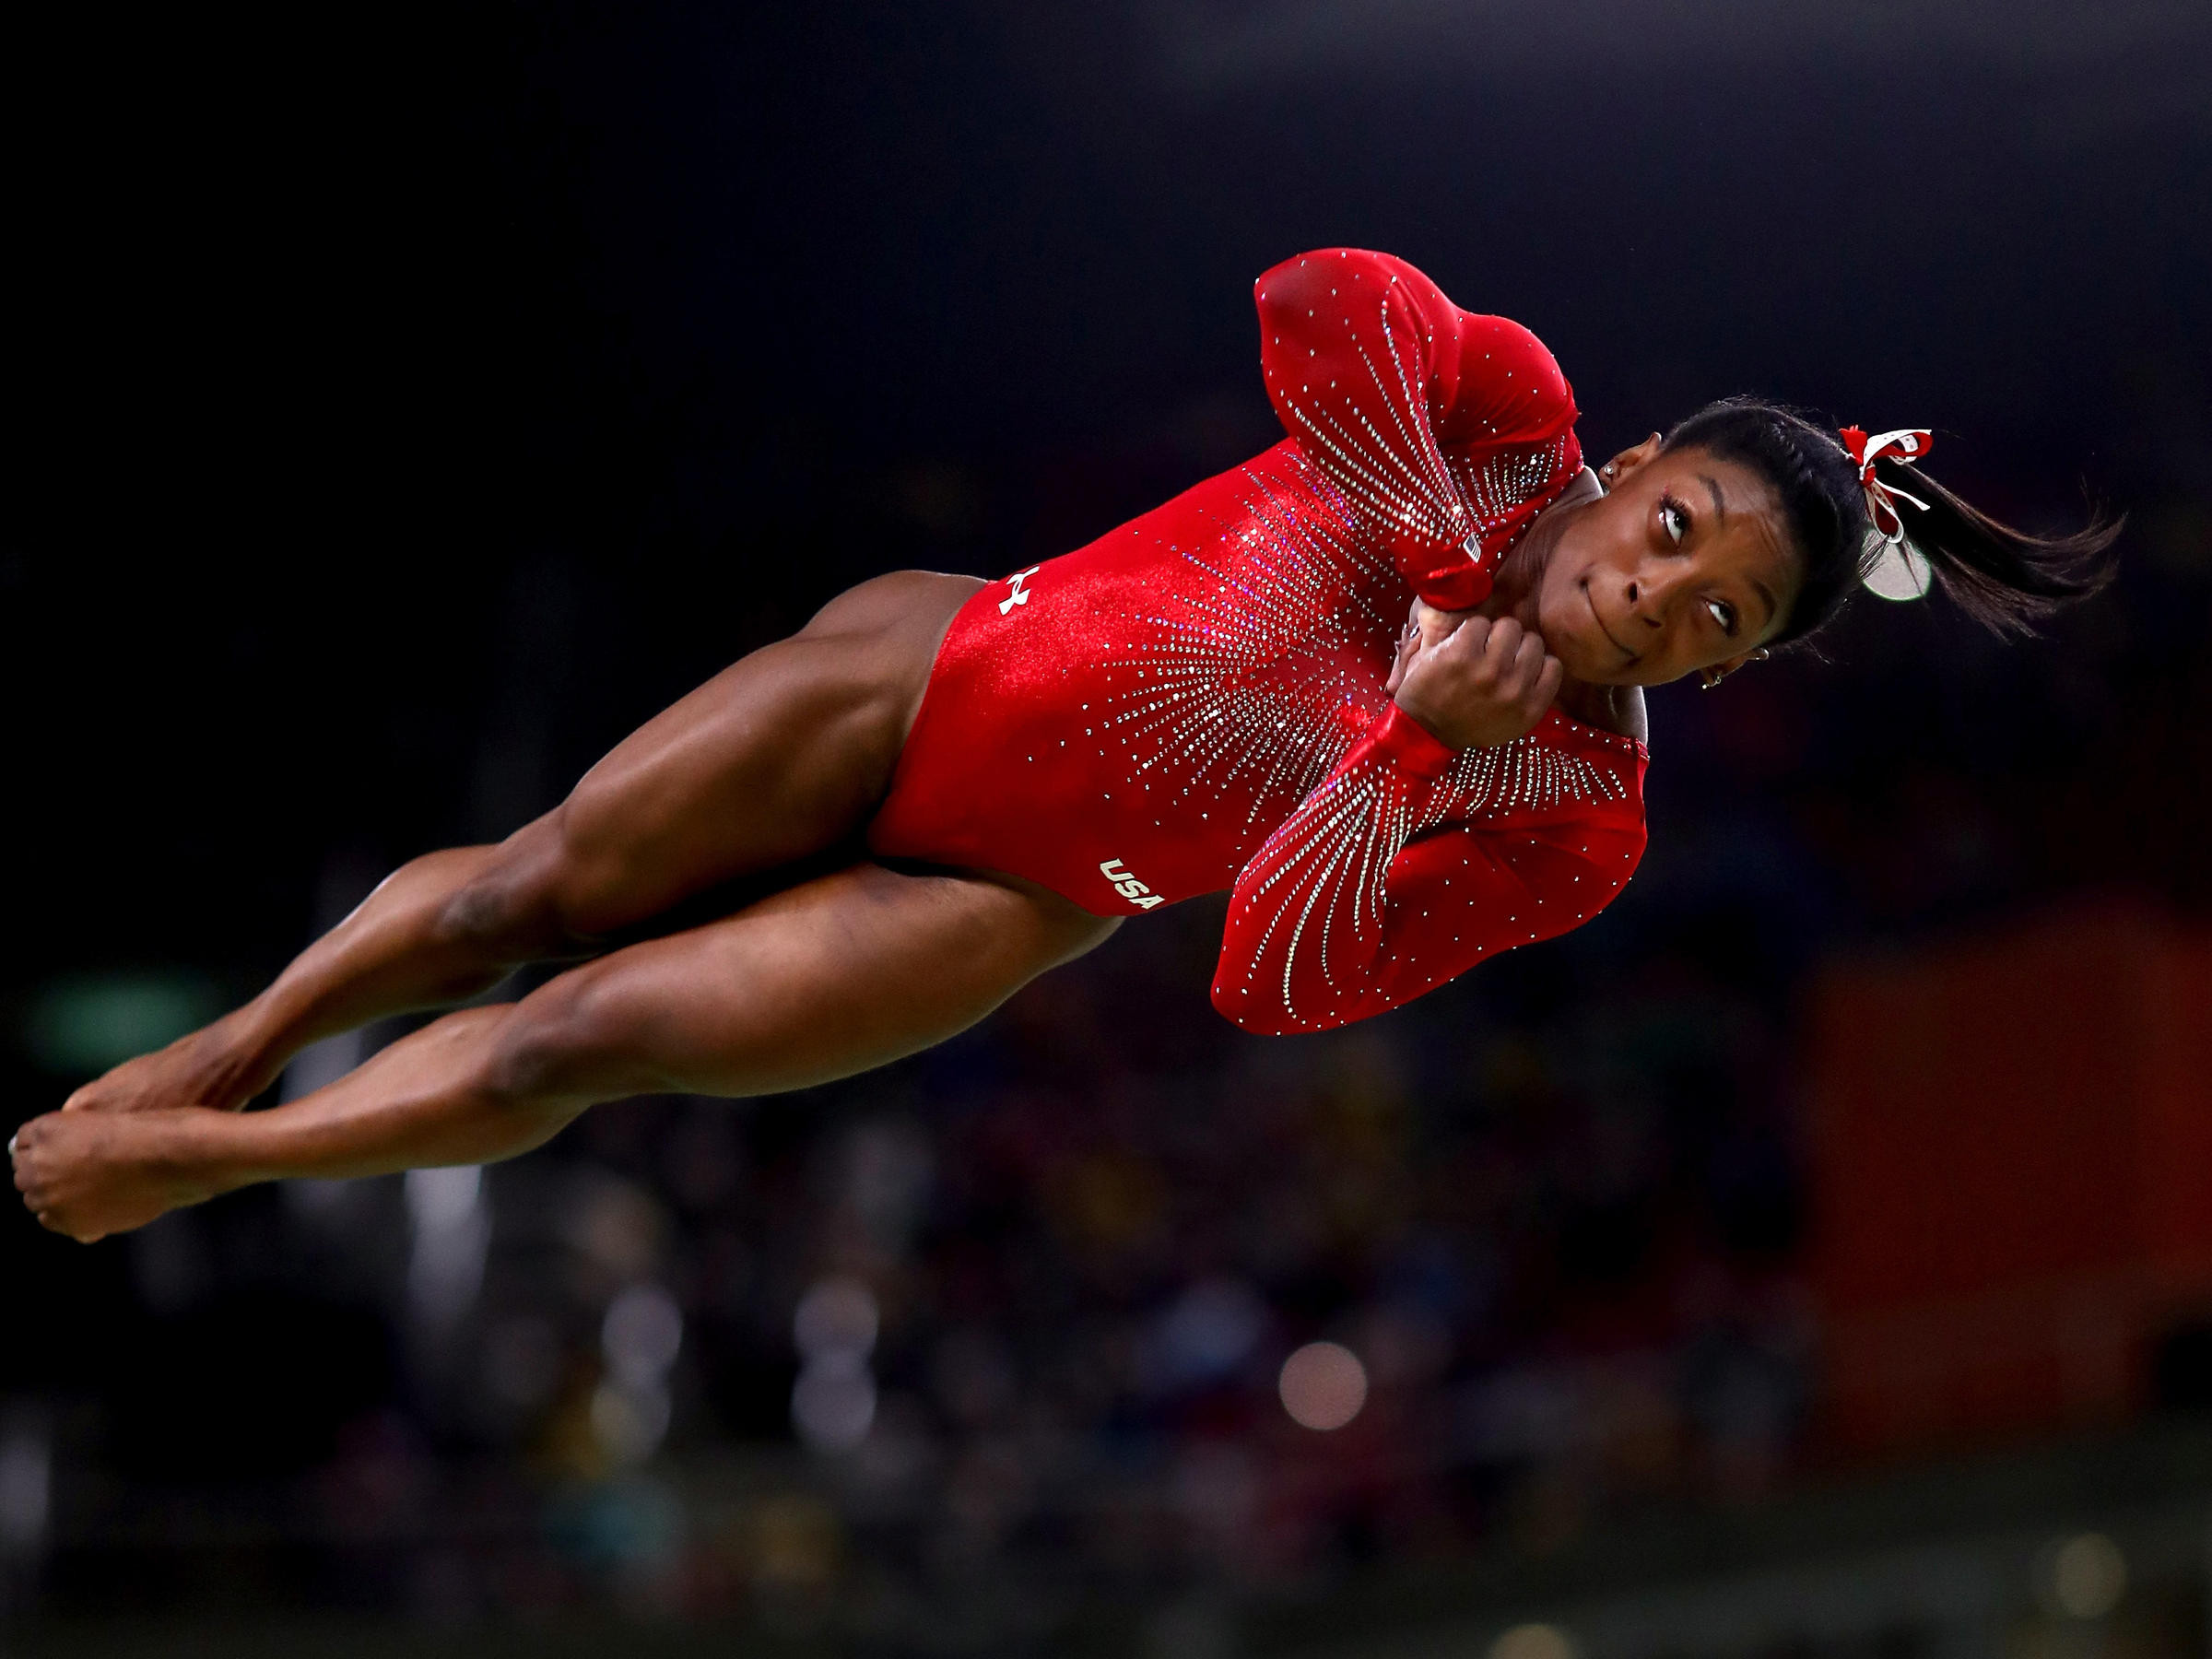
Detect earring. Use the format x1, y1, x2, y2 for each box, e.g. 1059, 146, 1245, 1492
1601, 463, 1616, 477
1701, 649, 1771, 690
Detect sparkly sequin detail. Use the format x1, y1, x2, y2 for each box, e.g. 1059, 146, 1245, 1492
1234, 728, 1633, 1021
1425, 733, 1630, 825
1097, 450, 1398, 831
1268, 282, 1475, 557
1449, 437, 1578, 548
1237, 754, 1419, 1010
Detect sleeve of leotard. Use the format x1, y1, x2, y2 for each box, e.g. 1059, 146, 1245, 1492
1254, 248, 1582, 610
1210, 705, 1645, 1035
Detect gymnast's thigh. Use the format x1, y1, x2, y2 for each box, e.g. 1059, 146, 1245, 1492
540, 571, 985, 939
498, 861, 1119, 1101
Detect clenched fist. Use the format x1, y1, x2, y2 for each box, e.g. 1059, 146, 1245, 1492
1387, 603, 1564, 750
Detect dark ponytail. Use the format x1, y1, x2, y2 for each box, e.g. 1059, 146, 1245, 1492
1661, 397, 2121, 646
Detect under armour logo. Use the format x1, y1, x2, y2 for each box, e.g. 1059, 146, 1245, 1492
997, 566, 1042, 615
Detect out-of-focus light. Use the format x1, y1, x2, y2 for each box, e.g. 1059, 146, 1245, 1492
604, 1282, 684, 1390
2044, 1531, 2127, 1619
749, 1492, 841, 1595
794, 1276, 878, 1362
0, 1419, 52, 1554
406, 1164, 482, 1232
1489, 1624, 1575, 1659
281, 1028, 365, 1102
571, 1474, 683, 1569
24, 973, 222, 1076
591, 1380, 672, 1466
792, 1277, 880, 1452
565, 1173, 667, 1281
1149, 1277, 1266, 1390
845, 1119, 934, 1249
792, 1356, 877, 1451
1277, 1340, 1367, 1430
405, 1165, 488, 1329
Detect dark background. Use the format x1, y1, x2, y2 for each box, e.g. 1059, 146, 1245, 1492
6, 3, 2209, 1652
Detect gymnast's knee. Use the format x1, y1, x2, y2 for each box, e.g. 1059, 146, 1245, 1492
433, 817, 600, 959
479, 977, 658, 1106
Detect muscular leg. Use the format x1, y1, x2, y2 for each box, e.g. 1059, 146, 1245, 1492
63, 571, 985, 1118
14, 864, 1119, 1241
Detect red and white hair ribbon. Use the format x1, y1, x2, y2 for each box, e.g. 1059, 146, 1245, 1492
1839, 425, 1934, 544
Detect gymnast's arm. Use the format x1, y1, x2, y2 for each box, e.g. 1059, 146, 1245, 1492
1211, 733, 1646, 1035
1209, 615, 1645, 1034
1253, 247, 1582, 609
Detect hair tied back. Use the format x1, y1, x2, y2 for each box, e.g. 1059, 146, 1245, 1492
1841, 425, 1936, 602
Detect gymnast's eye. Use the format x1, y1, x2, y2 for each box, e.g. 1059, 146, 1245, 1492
1659, 497, 1689, 547
1706, 597, 1738, 634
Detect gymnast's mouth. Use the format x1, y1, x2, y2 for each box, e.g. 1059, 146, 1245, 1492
1584, 582, 1638, 664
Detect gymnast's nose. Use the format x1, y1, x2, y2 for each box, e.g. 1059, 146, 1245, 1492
1624, 571, 1685, 630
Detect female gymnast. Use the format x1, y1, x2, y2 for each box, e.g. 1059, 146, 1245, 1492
13, 248, 2113, 1242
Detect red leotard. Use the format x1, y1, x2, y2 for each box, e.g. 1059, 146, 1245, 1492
867, 249, 1649, 1034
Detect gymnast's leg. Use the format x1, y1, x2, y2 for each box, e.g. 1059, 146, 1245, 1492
59, 571, 985, 1120
14, 862, 1119, 1241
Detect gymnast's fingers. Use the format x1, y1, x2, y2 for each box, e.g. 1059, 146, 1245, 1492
1436, 614, 1492, 665
1385, 618, 1419, 697
1408, 601, 1465, 658
1526, 653, 1566, 714
1508, 629, 1547, 688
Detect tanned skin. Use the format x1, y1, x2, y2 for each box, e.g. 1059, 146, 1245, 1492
12, 439, 1799, 1242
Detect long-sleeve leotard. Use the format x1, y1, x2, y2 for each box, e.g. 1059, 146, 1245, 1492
867, 248, 1644, 1033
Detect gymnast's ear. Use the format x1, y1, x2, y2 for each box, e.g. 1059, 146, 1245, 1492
1601, 432, 1664, 487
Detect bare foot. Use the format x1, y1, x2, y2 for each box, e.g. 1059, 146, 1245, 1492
62, 1010, 274, 1117
10, 1109, 226, 1242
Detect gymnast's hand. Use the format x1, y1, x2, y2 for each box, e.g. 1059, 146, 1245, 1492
1388, 606, 1564, 750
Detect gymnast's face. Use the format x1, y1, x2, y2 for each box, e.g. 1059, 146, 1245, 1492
1532, 438, 1801, 688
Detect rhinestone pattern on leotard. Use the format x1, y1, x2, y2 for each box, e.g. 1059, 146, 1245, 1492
1227, 712, 1636, 1023
1450, 439, 1579, 544
1094, 449, 1398, 833
1265, 279, 1477, 560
